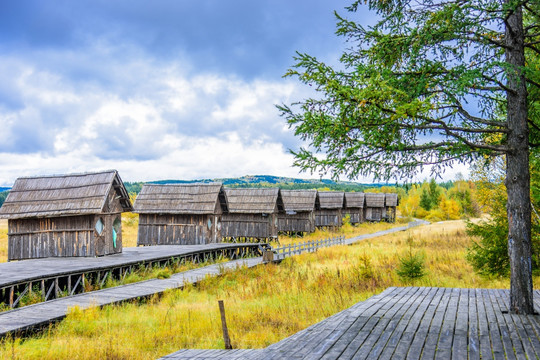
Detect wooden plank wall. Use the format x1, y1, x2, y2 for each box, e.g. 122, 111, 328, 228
278, 212, 314, 233
221, 213, 276, 239
343, 208, 363, 224
365, 207, 383, 221
315, 209, 342, 228
8, 215, 95, 261
138, 214, 218, 245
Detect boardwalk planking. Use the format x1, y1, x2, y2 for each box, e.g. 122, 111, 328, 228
161, 287, 540, 360
0, 257, 262, 337
0, 243, 261, 289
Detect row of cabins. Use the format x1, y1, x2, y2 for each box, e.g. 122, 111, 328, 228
0, 170, 398, 261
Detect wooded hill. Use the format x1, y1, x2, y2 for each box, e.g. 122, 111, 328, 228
123, 175, 389, 195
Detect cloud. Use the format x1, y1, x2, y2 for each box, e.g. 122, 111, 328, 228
0, 1, 469, 186
0, 45, 312, 185
0, 0, 355, 78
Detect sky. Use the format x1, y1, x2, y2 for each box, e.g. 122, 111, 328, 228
0, 1, 467, 186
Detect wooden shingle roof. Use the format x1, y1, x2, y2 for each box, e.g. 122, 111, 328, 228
344, 192, 365, 208
133, 183, 225, 214
318, 191, 344, 209
281, 189, 319, 212
224, 188, 282, 214
365, 193, 385, 208
0, 170, 132, 219
385, 193, 399, 207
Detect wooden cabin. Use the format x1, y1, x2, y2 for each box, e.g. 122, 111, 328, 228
344, 192, 365, 224
278, 189, 319, 235
384, 193, 399, 223
315, 191, 345, 228
133, 183, 227, 245
221, 188, 284, 242
364, 193, 386, 222
0, 170, 132, 261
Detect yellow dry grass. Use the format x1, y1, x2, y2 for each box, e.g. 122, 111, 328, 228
121, 213, 139, 248
0, 220, 7, 263
2, 219, 535, 360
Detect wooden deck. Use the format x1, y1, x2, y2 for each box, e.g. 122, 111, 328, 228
161, 287, 540, 359
0, 257, 263, 337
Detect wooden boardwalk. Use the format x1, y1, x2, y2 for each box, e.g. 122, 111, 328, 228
161, 287, 540, 359
0, 243, 262, 289
0, 257, 262, 337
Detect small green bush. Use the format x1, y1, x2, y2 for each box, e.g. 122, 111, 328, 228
396, 250, 426, 280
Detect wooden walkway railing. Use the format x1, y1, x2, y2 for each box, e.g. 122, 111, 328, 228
270, 236, 346, 261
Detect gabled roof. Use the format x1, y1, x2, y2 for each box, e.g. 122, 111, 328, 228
0, 170, 132, 219
318, 191, 344, 209
365, 193, 385, 208
385, 193, 399, 207
224, 188, 282, 214
133, 183, 225, 214
345, 192, 365, 208
281, 189, 319, 212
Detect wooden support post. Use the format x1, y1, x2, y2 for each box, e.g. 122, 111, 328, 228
9, 287, 14, 308
55, 278, 59, 298
41, 280, 45, 300
68, 275, 72, 294
263, 250, 274, 262
218, 300, 232, 350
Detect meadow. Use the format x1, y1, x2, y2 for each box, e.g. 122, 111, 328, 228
2, 219, 536, 359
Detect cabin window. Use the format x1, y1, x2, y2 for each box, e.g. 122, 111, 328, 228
95, 218, 104, 235
207, 219, 212, 230
112, 217, 121, 247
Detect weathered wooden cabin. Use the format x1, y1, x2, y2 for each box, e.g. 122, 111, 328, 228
315, 191, 345, 228
133, 183, 227, 246
278, 189, 319, 235
0, 170, 132, 261
384, 193, 399, 222
364, 193, 386, 222
221, 188, 284, 242
343, 192, 365, 224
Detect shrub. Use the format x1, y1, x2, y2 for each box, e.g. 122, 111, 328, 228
466, 218, 510, 277
396, 249, 426, 280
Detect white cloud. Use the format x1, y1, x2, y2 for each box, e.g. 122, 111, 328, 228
0, 43, 469, 187
0, 49, 312, 185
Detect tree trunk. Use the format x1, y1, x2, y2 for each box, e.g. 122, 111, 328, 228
505, 2, 534, 314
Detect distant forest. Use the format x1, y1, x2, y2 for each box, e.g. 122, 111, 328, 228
122, 174, 390, 195
0, 174, 457, 208
0, 191, 8, 208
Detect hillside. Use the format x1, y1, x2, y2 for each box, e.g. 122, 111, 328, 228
124, 175, 392, 194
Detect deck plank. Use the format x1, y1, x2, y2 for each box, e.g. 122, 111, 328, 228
418, 287, 452, 359
480, 288, 506, 360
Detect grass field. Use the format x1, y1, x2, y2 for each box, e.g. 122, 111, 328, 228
2, 219, 536, 359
